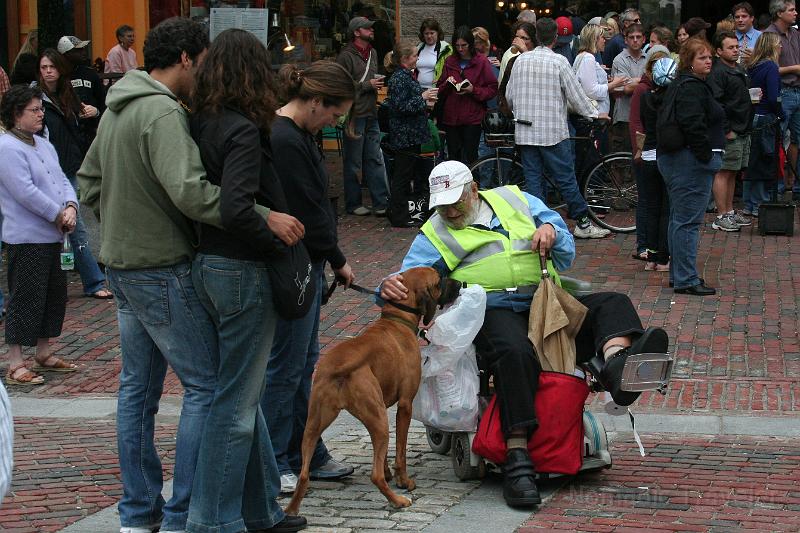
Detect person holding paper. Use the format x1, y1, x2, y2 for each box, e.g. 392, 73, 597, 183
436, 25, 497, 166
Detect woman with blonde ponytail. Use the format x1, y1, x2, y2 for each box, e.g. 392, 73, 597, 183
384, 42, 438, 227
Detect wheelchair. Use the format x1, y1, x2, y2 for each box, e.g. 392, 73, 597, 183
423, 275, 674, 481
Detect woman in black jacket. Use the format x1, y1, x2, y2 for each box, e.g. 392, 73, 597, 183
262, 61, 358, 495
188, 29, 307, 533
37, 49, 111, 299
656, 38, 725, 296
384, 41, 437, 227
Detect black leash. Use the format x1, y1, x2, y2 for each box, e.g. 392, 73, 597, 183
324, 280, 422, 315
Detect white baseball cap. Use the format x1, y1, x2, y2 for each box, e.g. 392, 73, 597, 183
57, 36, 91, 54
428, 161, 474, 208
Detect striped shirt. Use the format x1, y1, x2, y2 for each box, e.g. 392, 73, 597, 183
506, 46, 597, 147
0, 67, 10, 97
0, 382, 12, 503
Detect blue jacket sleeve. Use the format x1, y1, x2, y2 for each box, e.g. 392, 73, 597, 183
523, 192, 576, 272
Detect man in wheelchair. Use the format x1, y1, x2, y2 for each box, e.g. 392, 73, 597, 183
380, 160, 669, 508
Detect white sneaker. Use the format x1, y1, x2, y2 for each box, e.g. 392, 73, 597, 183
120, 526, 160, 533
573, 222, 611, 239
280, 472, 298, 494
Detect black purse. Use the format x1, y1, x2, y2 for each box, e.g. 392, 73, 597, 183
266, 241, 317, 320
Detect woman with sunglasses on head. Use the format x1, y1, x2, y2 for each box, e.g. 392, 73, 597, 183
36, 49, 111, 300
574, 24, 629, 119
263, 60, 358, 496
0, 85, 79, 385
437, 25, 498, 166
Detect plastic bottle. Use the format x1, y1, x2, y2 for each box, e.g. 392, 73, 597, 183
60, 235, 74, 270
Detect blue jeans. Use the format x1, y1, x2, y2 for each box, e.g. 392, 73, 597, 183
743, 181, 772, 214
187, 255, 285, 533
519, 141, 589, 221
343, 116, 389, 212
262, 262, 330, 475
107, 265, 218, 532
66, 175, 106, 295
657, 149, 722, 289
780, 87, 800, 193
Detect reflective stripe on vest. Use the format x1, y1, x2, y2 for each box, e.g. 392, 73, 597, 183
421, 186, 560, 290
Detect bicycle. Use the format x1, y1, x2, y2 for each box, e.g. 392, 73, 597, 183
469, 115, 637, 234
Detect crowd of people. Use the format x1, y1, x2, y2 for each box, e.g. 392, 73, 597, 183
0, 0, 797, 529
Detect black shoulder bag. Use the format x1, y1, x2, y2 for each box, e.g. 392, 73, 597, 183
267, 240, 317, 320
656, 78, 691, 154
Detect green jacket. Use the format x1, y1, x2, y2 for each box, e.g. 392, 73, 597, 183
417, 40, 452, 85
77, 70, 268, 269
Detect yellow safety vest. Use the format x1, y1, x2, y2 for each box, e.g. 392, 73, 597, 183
421, 186, 561, 291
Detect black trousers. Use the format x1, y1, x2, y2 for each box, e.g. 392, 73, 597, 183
443, 124, 482, 166
473, 292, 643, 438
640, 160, 670, 264
389, 145, 420, 225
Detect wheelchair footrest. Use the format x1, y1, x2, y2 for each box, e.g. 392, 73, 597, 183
620, 352, 673, 393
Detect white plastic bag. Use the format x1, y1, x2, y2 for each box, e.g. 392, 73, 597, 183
420, 285, 487, 378
412, 286, 486, 431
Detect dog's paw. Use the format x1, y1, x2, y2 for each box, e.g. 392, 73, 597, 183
393, 495, 412, 508
396, 478, 416, 491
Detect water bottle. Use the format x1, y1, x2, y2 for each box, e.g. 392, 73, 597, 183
60, 235, 74, 270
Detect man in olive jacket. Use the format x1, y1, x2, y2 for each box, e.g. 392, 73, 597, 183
77, 18, 302, 533
337, 16, 390, 217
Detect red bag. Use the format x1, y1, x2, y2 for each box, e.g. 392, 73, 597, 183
471, 371, 589, 475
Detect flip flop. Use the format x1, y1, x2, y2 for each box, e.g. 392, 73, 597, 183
5, 365, 45, 385
88, 289, 114, 300
32, 356, 78, 373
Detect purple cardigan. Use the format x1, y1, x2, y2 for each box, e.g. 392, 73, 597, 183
0, 132, 78, 244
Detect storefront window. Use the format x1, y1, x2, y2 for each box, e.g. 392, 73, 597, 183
185, 1, 396, 68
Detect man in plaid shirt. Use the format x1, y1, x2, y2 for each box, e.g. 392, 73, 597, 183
506, 18, 611, 239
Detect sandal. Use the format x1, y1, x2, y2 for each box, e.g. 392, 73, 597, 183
32, 356, 78, 373
88, 289, 114, 300
5, 364, 45, 385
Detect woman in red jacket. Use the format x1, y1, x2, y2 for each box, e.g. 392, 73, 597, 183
437, 25, 498, 166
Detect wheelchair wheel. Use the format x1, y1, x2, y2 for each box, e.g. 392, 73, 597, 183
451, 432, 484, 481
425, 426, 452, 455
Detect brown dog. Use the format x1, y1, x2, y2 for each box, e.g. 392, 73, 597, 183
285, 267, 462, 512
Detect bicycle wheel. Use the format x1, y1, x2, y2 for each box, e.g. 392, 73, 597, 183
581, 152, 637, 233
469, 153, 524, 189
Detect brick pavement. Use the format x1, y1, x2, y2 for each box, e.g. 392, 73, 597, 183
1, 185, 799, 531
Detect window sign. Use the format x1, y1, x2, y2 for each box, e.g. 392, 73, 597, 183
210, 8, 270, 46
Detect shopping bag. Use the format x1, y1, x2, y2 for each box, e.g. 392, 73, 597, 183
471, 371, 589, 475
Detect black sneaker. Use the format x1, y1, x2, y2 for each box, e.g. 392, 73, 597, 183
502, 448, 541, 507
255, 515, 308, 533
599, 327, 669, 406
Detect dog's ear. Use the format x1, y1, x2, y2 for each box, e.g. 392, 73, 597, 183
421, 289, 438, 326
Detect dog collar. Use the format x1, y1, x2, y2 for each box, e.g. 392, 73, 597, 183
382, 314, 420, 335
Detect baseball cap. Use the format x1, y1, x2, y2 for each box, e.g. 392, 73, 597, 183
57, 35, 90, 54
428, 161, 474, 209
555, 16, 574, 44
587, 16, 603, 25
652, 58, 677, 87
684, 17, 711, 37
347, 16, 375, 36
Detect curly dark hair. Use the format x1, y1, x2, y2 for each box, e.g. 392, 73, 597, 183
38, 48, 82, 121
143, 17, 209, 73
193, 29, 276, 132
418, 18, 445, 43
1, 85, 43, 130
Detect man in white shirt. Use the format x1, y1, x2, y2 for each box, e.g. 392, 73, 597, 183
506, 18, 610, 239
105, 25, 138, 74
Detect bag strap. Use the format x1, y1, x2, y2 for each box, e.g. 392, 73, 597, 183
358, 50, 373, 84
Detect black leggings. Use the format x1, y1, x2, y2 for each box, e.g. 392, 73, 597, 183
472, 292, 643, 437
